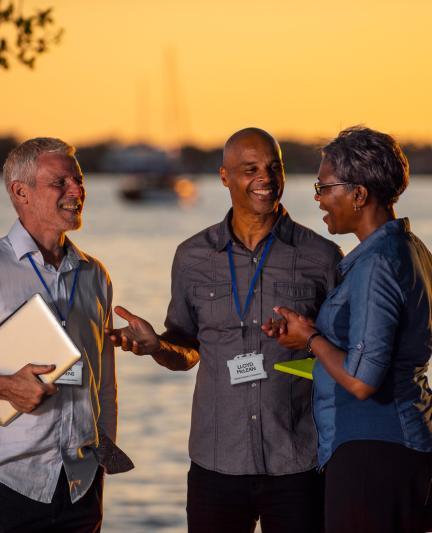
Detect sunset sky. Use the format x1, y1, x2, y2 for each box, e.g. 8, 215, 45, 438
1, 0, 432, 148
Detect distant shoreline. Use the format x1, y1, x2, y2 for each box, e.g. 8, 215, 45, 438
2, 136, 432, 175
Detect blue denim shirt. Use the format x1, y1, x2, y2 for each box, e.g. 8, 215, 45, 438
313, 218, 432, 467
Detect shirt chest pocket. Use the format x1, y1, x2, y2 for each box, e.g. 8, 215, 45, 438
273, 282, 319, 319
192, 282, 233, 327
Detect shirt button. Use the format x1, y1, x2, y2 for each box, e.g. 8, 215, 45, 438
209, 292, 215, 297
253, 257, 258, 263
251, 382, 257, 388
356, 343, 362, 350
251, 414, 257, 420
252, 319, 258, 324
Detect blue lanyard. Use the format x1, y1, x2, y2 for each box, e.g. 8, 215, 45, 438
227, 234, 274, 328
27, 252, 81, 327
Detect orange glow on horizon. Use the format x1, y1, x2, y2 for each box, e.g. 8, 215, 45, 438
1, 0, 432, 148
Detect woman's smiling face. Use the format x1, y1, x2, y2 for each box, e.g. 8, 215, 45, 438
314, 158, 357, 235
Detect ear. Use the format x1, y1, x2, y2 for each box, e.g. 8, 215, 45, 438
353, 185, 368, 208
9, 181, 30, 206
220, 166, 229, 188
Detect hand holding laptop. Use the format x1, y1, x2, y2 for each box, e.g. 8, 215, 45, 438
0, 364, 58, 413
0, 294, 82, 425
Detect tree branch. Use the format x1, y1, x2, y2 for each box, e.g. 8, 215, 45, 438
0, 2, 63, 70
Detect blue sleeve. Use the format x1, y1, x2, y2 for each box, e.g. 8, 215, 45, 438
344, 254, 404, 388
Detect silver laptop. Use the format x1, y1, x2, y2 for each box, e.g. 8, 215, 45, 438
0, 293, 81, 426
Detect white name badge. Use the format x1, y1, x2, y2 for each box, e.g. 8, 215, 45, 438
55, 361, 83, 386
227, 352, 268, 385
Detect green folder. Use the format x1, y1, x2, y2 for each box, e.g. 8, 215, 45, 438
274, 358, 316, 380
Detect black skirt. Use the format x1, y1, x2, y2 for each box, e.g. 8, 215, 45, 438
324, 440, 432, 533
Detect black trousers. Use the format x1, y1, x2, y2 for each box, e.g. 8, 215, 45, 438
0, 467, 104, 533
325, 440, 432, 533
187, 462, 324, 533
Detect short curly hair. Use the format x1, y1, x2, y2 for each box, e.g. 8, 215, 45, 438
322, 126, 409, 208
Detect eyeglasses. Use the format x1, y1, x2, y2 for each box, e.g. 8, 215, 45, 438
314, 181, 352, 195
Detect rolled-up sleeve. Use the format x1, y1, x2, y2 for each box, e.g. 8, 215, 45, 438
344, 254, 404, 388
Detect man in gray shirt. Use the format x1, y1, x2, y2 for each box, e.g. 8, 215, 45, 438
108, 128, 342, 532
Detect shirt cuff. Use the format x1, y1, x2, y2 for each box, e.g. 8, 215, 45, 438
344, 342, 389, 388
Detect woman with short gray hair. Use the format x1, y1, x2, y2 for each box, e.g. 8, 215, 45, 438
264, 126, 432, 532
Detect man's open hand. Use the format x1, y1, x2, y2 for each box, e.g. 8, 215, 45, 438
105, 306, 160, 355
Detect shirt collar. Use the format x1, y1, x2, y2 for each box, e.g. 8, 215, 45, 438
7, 219, 89, 267
8, 219, 40, 261
338, 217, 410, 276
64, 237, 89, 266
216, 204, 295, 252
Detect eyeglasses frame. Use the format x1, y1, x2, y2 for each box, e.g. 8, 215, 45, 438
314, 181, 357, 196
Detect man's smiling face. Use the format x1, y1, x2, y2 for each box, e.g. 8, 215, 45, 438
220, 132, 285, 217
23, 152, 86, 236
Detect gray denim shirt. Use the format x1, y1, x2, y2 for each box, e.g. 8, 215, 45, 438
164, 207, 342, 475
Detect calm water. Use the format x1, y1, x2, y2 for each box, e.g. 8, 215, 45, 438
0, 175, 431, 532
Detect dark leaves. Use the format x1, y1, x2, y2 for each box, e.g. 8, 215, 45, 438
0, 4, 14, 23
0, 2, 63, 70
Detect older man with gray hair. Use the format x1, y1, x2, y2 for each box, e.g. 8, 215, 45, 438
0, 138, 120, 532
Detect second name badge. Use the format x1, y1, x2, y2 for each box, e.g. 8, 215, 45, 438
55, 360, 83, 386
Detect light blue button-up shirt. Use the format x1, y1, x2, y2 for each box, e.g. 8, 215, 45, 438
0, 220, 117, 503
314, 218, 432, 467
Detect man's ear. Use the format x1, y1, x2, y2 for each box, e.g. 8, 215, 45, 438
9, 181, 30, 206
220, 166, 229, 188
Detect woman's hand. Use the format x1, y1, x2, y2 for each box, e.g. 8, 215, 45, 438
264, 307, 377, 400
261, 316, 287, 338
262, 306, 317, 350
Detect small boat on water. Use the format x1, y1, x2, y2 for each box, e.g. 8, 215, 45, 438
103, 143, 197, 202
119, 173, 196, 202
